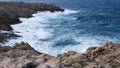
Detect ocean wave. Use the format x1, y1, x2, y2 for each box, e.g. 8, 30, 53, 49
4, 9, 119, 56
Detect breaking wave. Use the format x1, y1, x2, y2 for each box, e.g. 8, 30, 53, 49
4, 9, 120, 56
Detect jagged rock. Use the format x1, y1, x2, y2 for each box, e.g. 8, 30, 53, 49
0, 33, 21, 43
0, 1, 64, 44
0, 46, 12, 53
58, 51, 77, 58
103, 41, 115, 50
0, 24, 13, 31
0, 41, 120, 68
0, 42, 41, 61
60, 41, 120, 68
0, 2, 64, 25
57, 51, 89, 68
86, 47, 105, 60
13, 42, 34, 50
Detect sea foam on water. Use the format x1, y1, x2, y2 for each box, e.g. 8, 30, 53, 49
4, 9, 119, 56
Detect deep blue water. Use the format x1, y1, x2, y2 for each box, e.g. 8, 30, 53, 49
14, 0, 120, 42
2, 0, 120, 38
1, 0, 120, 55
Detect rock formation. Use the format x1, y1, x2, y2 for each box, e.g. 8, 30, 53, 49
0, 1, 64, 44
0, 2, 64, 26
0, 32, 21, 43
0, 1, 119, 68
0, 41, 120, 68
61, 41, 120, 68
0, 25, 13, 31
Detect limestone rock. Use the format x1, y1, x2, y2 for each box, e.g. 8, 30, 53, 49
0, 41, 120, 68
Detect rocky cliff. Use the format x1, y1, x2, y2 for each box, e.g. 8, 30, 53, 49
0, 41, 120, 68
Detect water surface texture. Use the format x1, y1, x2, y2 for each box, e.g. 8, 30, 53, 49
1, 0, 120, 56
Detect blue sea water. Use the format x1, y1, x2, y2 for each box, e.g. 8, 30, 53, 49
1, 0, 120, 56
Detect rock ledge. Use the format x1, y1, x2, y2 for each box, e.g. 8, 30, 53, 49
0, 41, 120, 68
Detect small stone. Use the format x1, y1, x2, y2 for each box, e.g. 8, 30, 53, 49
22, 62, 37, 68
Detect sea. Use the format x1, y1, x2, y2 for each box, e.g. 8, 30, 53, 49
1, 0, 120, 56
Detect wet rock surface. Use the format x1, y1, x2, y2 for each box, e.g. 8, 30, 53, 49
0, 24, 13, 31
0, 32, 21, 43
0, 1, 64, 44
0, 2, 64, 25
0, 41, 120, 68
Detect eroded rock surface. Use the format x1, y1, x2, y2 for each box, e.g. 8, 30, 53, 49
0, 41, 120, 68
60, 41, 120, 68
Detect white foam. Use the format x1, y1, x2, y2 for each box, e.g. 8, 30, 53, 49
4, 9, 118, 56
3, 9, 78, 54
55, 35, 119, 55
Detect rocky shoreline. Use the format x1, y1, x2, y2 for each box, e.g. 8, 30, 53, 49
0, 2, 120, 68
0, 2, 64, 26
0, 41, 120, 68
0, 1, 64, 43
